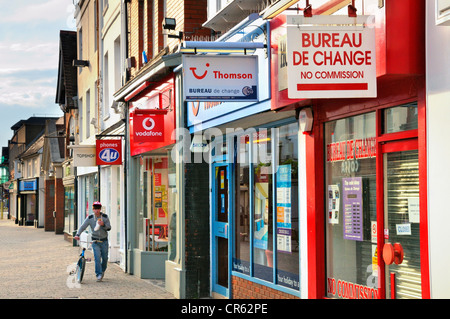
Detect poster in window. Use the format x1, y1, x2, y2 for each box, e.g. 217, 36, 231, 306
276, 164, 292, 253
328, 184, 340, 224
342, 177, 363, 241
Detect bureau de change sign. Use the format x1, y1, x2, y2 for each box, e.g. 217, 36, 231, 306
287, 15, 377, 99
183, 55, 258, 101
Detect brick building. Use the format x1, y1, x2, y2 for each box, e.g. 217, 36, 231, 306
113, 0, 211, 299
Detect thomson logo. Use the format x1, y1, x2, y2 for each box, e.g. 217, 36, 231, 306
190, 63, 253, 80
190, 63, 209, 79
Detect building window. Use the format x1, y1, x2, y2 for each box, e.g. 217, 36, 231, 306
86, 89, 90, 139
231, 121, 300, 292
64, 186, 75, 235
325, 112, 377, 299
137, 155, 171, 252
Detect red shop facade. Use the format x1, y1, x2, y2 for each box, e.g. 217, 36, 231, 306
270, 0, 428, 299
125, 75, 177, 279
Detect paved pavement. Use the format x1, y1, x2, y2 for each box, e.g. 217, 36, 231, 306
0, 217, 176, 299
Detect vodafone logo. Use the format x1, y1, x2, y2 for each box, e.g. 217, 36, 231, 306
190, 63, 209, 79
142, 117, 156, 131
133, 114, 164, 141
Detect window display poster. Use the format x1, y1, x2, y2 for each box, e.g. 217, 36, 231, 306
342, 177, 363, 241
254, 184, 269, 250
328, 184, 340, 224
277, 165, 292, 253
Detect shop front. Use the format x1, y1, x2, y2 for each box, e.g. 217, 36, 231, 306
96, 130, 126, 266
17, 178, 38, 226
270, 0, 428, 299
125, 76, 176, 280
184, 16, 302, 299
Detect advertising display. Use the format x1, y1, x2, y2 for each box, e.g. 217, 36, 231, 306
128, 78, 175, 156
96, 139, 122, 166
183, 55, 258, 102
72, 145, 97, 167
287, 15, 377, 98
276, 164, 292, 253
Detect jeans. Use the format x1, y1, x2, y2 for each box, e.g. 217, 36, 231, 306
92, 239, 108, 276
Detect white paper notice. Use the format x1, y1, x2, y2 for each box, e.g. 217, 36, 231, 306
328, 185, 340, 224
408, 197, 420, 223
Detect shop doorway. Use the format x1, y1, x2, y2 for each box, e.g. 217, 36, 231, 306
211, 163, 231, 297
381, 141, 421, 299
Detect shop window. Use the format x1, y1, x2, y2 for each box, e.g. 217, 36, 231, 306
64, 186, 75, 234
383, 102, 418, 134
325, 113, 377, 299
253, 129, 273, 282
168, 156, 177, 261
234, 133, 251, 274
138, 156, 170, 252
275, 123, 299, 290
232, 122, 300, 292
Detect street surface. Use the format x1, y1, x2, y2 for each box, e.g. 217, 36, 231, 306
0, 216, 175, 299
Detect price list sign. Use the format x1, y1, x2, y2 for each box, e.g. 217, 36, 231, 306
342, 177, 363, 241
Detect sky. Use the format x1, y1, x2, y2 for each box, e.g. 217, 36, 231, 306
0, 0, 76, 148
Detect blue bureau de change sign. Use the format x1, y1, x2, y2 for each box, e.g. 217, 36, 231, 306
19, 179, 37, 192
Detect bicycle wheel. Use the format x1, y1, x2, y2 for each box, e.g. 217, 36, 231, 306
76, 256, 86, 283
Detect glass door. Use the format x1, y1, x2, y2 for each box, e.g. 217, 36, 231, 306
382, 145, 421, 299
212, 163, 231, 297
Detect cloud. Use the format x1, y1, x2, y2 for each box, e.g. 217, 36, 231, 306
0, 41, 59, 74
0, 67, 57, 108
3, 0, 73, 24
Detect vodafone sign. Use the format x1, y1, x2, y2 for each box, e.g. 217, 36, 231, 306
133, 113, 164, 143
287, 15, 377, 99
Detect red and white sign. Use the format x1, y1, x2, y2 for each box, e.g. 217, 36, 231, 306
132, 112, 165, 144
287, 15, 377, 99
182, 55, 258, 101
96, 139, 122, 166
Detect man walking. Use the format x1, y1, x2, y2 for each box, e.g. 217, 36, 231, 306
74, 201, 111, 282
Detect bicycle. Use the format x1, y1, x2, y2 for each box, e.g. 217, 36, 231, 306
74, 241, 92, 284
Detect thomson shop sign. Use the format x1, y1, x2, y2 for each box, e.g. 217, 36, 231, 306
183, 55, 259, 102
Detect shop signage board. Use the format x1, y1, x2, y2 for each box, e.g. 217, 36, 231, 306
19, 179, 37, 192
127, 78, 176, 157
183, 55, 259, 102
132, 112, 165, 144
72, 145, 96, 167
96, 139, 122, 166
286, 15, 377, 99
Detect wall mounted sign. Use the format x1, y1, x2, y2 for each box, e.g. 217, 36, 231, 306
183, 55, 259, 102
19, 179, 37, 192
71, 145, 97, 167
127, 78, 175, 157
132, 112, 165, 144
287, 15, 377, 99
96, 139, 122, 166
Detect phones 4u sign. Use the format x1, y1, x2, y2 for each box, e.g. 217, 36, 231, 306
96, 139, 122, 165
287, 15, 377, 99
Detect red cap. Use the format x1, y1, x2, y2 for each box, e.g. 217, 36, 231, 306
93, 201, 102, 207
